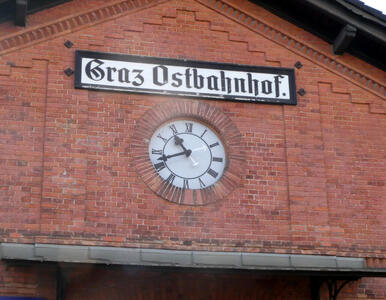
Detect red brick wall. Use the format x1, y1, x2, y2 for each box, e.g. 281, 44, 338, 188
0, 262, 56, 299
0, 0, 385, 298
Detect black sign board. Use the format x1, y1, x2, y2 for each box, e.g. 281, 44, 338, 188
75, 50, 297, 105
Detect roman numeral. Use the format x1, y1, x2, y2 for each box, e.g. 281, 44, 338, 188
183, 179, 189, 189
166, 174, 175, 184
200, 129, 207, 138
169, 124, 178, 135
152, 149, 163, 155
154, 162, 165, 172
198, 177, 206, 188
185, 123, 193, 133
212, 157, 223, 162
157, 133, 168, 144
209, 142, 219, 148
207, 168, 218, 178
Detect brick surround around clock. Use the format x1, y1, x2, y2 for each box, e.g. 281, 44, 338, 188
132, 100, 245, 205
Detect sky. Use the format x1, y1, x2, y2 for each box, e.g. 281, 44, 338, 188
361, 0, 386, 13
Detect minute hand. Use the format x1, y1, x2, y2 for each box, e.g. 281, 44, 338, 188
157, 151, 186, 162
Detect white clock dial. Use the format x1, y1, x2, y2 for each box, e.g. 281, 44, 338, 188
148, 119, 226, 190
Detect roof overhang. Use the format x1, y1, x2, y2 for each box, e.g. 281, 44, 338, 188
253, 0, 386, 70
1, 243, 385, 277
302, 0, 385, 43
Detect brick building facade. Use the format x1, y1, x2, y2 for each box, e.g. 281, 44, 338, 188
0, 0, 385, 299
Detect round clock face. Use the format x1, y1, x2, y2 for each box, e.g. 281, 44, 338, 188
148, 119, 226, 190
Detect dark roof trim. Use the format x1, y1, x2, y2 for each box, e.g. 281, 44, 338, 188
252, 0, 386, 70
1, 243, 386, 277
0, 0, 72, 26
303, 0, 385, 45
15, 0, 27, 27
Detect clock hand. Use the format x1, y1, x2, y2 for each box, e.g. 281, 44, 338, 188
189, 155, 199, 167
174, 135, 198, 166
157, 150, 192, 162
174, 135, 191, 156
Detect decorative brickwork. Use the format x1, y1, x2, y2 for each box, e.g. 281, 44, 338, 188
197, 0, 386, 100
0, 0, 168, 55
0, 0, 384, 102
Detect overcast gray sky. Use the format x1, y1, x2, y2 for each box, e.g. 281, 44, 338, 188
361, 0, 386, 13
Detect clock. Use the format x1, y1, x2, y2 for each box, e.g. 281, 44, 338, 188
132, 100, 245, 205
148, 119, 226, 190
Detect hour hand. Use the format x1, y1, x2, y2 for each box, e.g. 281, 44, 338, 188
174, 135, 191, 156
174, 135, 184, 146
